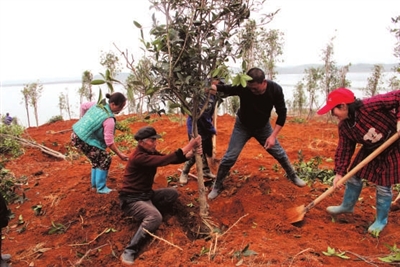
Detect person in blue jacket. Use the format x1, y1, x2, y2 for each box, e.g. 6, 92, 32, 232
179, 78, 220, 184
3, 113, 12, 125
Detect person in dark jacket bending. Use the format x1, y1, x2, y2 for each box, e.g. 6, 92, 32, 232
208, 67, 306, 200
118, 126, 202, 265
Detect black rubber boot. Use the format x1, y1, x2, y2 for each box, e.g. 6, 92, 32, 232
202, 155, 215, 179
208, 165, 230, 199
278, 157, 306, 187
120, 226, 148, 265
0, 236, 11, 267
180, 158, 194, 184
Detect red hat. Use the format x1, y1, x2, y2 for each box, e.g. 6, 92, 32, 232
317, 88, 355, 115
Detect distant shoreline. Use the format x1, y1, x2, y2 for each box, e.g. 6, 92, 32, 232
1, 63, 397, 87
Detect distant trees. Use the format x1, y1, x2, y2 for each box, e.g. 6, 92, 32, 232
236, 14, 283, 80
364, 64, 384, 97
291, 36, 351, 119
58, 89, 72, 120
388, 15, 400, 90
21, 86, 31, 127
124, 56, 155, 116
292, 81, 307, 116
390, 16, 400, 73
303, 66, 323, 120
21, 82, 43, 127
100, 51, 121, 82
78, 70, 94, 104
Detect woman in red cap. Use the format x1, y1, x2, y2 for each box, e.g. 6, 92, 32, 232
317, 88, 400, 236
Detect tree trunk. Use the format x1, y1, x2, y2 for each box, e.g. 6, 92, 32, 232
34, 104, 39, 127
24, 100, 31, 128
192, 117, 209, 217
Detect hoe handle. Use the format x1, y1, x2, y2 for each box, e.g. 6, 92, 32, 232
304, 133, 399, 212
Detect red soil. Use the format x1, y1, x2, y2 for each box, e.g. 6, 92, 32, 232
2, 114, 399, 267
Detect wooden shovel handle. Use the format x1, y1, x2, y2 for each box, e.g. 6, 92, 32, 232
304, 133, 399, 213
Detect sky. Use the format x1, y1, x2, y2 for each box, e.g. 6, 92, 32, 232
0, 0, 399, 82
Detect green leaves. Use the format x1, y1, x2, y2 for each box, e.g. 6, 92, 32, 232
90, 80, 106, 85
90, 69, 121, 93
48, 221, 67, 235
233, 244, 258, 259
133, 20, 142, 29
231, 73, 253, 87
31, 204, 42, 216
322, 246, 350, 259
379, 244, 400, 263
292, 151, 335, 185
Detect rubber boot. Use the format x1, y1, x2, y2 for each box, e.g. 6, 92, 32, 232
208, 165, 230, 200
0, 236, 11, 267
368, 192, 392, 236
278, 157, 306, 187
120, 226, 148, 265
91, 168, 96, 188
95, 169, 112, 194
327, 182, 363, 214
0, 254, 11, 267
202, 155, 216, 179
179, 158, 194, 184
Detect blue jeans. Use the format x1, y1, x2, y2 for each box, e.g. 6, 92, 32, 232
220, 116, 289, 168
349, 176, 392, 197
212, 116, 292, 190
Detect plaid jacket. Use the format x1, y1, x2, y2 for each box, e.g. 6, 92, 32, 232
334, 90, 400, 186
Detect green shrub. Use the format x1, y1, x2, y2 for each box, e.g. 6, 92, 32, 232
47, 115, 64, 124
0, 168, 27, 204
293, 150, 335, 184
0, 124, 25, 158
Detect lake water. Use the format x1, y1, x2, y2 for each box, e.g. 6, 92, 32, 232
0, 71, 397, 127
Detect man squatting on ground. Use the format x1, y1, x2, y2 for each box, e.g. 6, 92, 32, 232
208, 67, 306, 200
118, 126, 202, 265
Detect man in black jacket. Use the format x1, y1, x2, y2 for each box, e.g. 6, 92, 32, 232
208, 67, 306, 200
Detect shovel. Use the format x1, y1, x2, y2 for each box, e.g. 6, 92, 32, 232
287, 133, 399, 224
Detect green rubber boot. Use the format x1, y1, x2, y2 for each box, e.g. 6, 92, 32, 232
91, 168, 96, 188
96, 169, 112, 194
326, 182, 362, 215
368, 193, 392, 236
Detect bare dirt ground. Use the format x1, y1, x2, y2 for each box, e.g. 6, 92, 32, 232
2, 114, 400, 267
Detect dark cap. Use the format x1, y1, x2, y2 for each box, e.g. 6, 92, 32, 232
134, 126, 161, 141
